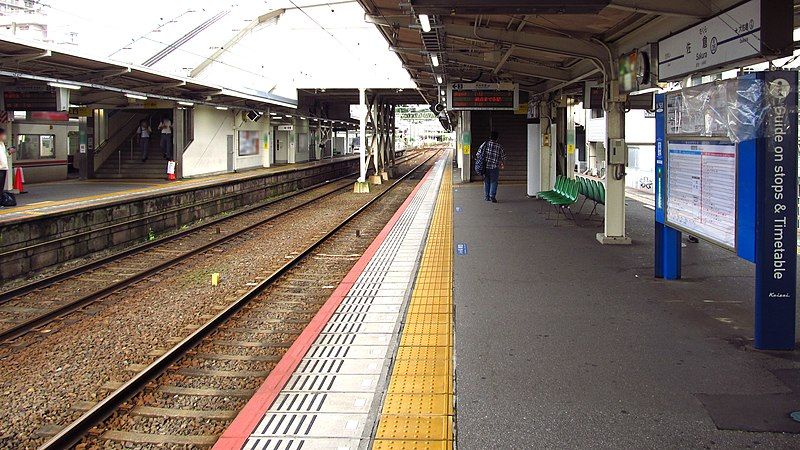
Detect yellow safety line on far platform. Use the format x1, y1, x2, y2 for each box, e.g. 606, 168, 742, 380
373, 157, 454, 450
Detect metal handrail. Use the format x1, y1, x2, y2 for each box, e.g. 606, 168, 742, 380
94, 113, 147, 166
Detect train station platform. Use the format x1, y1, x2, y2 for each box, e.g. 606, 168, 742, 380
453, 182, 800, 448
0, 156, 359, 281
213, 156, 800, 449
216, 154, 453, 449
0, 157, 357, 224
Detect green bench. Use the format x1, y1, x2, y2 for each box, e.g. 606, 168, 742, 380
537, 175, 579, 223
575, 175, 605, 219
537, 175, 606, 224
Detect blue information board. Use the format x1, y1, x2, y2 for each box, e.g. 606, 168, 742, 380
654, 71, 798, 350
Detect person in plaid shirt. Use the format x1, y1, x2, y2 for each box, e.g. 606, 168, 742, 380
475, 131, 505, 202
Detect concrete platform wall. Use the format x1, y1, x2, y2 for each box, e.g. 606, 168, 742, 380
0, 158, 358, 280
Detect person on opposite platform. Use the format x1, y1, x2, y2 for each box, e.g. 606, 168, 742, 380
159, 116, 173, 160
0, 128, 16, 207
137, 119, 152, 162
474, 130, 506, 203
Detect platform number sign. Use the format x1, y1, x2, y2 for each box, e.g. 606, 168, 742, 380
456, 243, 468, 256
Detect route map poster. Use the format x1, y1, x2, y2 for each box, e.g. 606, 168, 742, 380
666, 140, 737, 248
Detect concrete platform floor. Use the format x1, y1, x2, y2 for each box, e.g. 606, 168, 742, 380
8, 178, 166, 208
453, 179, 800, 449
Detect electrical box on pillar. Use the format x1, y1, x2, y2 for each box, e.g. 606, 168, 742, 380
609, 139, 627, 165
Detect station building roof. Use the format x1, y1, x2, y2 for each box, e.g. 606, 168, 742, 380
298, 87, 427, 106
357, 0, 796, 104
0, 35, 297, 110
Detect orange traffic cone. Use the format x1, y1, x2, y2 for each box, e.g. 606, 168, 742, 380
13, 167, 26, 193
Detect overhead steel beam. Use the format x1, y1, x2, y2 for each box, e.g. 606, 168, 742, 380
493, 14, 527, 74
444, 24, 609, 64
75, 68, 132, 82
607, 0, 715, 18
446, 53, 572, 82
0, 49, 51, 64
409, 0, 610, 15
190, 8, 285, 77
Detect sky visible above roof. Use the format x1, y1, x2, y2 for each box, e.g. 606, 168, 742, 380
7, 0, 414, 98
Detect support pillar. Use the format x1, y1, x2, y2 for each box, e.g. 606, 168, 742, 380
390, 105, 396, 166
526, 122, 541, 196
354, 87, 369, 193
539, 101, 555, 190
315, 121, 322, 160
368, 96, 382, 185
459, 111, 471, 183
597, 97, 631, 245
455, 116, 463, 171
566, 98, 576, 179
77, 114, 94, 180
174, 106, 185, 179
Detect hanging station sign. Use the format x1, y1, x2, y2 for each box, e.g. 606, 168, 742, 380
3, 90, 57, 111
658, 0, 793, 81
446, 82, 518, 111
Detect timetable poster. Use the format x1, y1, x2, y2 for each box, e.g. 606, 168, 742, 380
666, 141, 737, 248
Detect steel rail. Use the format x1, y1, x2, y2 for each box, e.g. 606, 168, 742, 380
39, 149, 439, 450
0, 152, 418, 302
0, 171, 356, 301
0, 152, 423, 343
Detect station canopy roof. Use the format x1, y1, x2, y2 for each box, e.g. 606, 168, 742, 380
298, 88, 427, 105
357, 0, 799, 104
0, 35, 296, 109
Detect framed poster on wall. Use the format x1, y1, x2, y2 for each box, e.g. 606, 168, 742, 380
238, 130, 260, 156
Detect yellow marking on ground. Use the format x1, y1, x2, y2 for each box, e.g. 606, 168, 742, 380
0, 158, 353, 217
0, 184, 163, 216
373, 158, 454, 449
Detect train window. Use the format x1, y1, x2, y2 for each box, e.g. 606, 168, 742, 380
15, 134, 56, 160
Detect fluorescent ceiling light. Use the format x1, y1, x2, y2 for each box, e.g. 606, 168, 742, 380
178, 101, 194, 106
48, 81, 81, 90
419, 14, 431, 33
436, 75, 443, 84
269, 112, 276, 115
431, 54, 439, 67
440, 90, 445, 96
286, 114, 292, 117
125, 93, 147, 100
215, 106, 228, 110
273, 116, 283, 119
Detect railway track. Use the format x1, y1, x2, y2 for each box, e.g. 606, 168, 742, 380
39, 149, 442, 449
0, 152, 423, 345
0, 160, 359, 282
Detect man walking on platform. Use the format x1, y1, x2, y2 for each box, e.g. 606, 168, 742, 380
475, 131, 505, 203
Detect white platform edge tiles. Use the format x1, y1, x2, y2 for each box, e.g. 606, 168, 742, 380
242, 159, 447, 450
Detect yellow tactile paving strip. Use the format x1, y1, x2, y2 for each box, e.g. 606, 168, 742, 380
373, 159, 454, 450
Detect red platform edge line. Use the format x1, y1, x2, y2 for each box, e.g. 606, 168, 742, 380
214, 162, 438, 449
